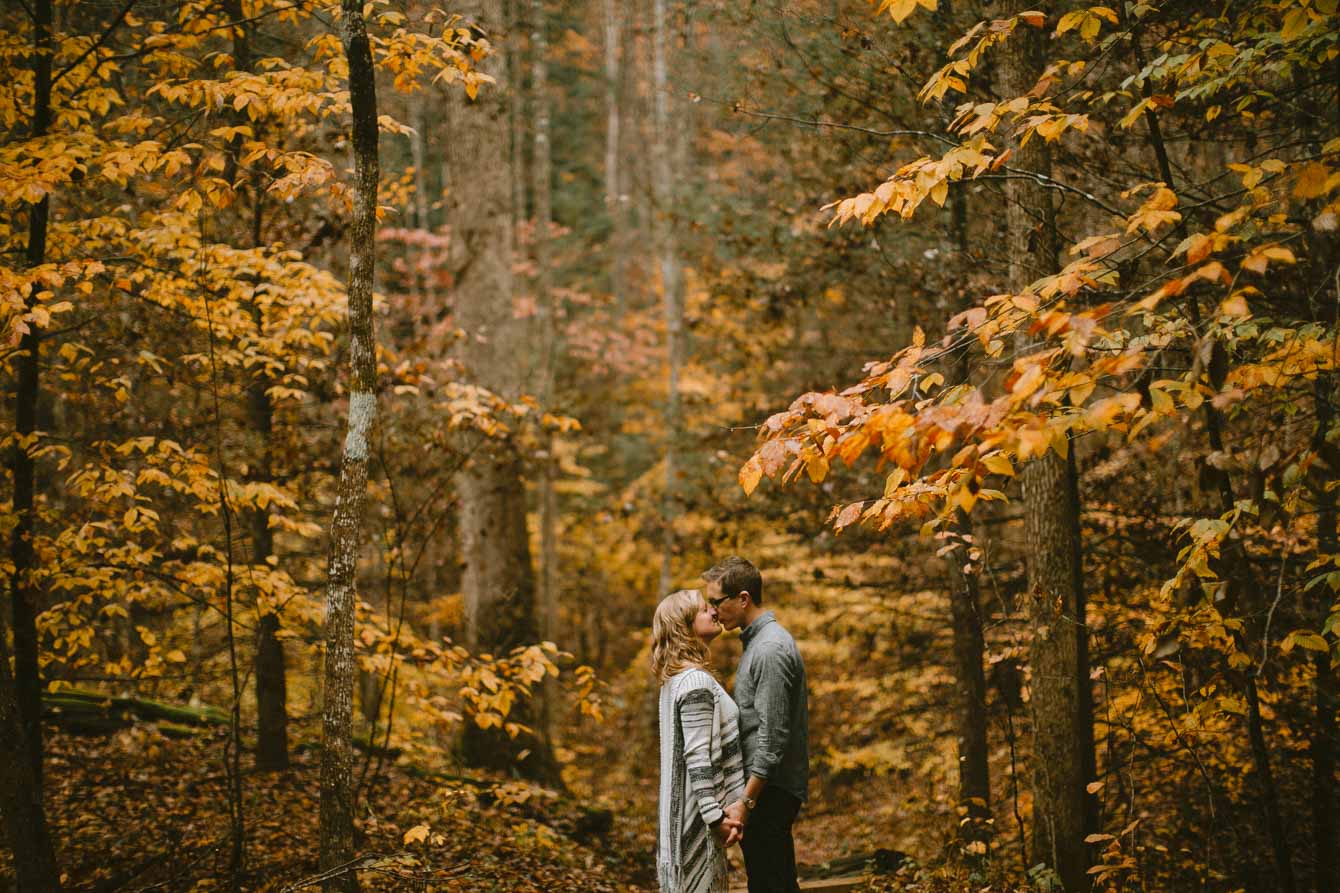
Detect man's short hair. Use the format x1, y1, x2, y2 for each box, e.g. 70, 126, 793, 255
703, 556, 763, 606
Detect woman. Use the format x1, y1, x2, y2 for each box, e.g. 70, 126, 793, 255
654, 589, 746, 893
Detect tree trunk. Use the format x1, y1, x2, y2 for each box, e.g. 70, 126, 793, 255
603, 0, 626, 314
998, 6, 1093, 889
319, 2, 381, 888
10, 0, 54, 791
944, 185, 991, 857
1121, 15, 1297, 887
531, 0, 561, 757
1313, 379, 1338, 893
223, 0, 289, 774
446, 0, 557, 783
0, 608, 60, 892
652, 0, 683, 595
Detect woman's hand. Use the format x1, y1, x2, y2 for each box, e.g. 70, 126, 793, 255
713, 816, 744, 848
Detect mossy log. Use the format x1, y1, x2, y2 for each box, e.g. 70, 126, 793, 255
42, 688, 229, 733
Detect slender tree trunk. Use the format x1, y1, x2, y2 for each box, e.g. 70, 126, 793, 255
446, 0, 558, 783
1121, 15, 1296, 888
603, 0, 626, 314
1313, 378, 1338, 893
531, 0, 561, 756
10, 0, 53, 790
250, 272, 287, 773
319, 3, 381, 888
945, 185, 991, 857
999, 6, 1092, 889
652, 0, 683, 594
505, 0, 527, 229
221, 0, 289, 774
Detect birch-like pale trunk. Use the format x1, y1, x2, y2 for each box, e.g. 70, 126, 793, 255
652, 0, 683, 595
318, 1, 380, 888
999, 4, 1093, 888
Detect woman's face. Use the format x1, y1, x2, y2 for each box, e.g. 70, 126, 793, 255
691, 596, 721, 644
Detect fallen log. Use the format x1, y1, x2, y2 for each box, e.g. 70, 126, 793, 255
42, 687, 229, 734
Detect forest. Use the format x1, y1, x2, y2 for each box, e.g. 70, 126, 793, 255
1, 0, 1338, 891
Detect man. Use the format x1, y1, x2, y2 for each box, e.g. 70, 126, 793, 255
704, 556, 808, 893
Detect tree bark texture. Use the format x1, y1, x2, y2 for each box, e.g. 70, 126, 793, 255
319, 2, 380, 889
10, 0, 54, 790
224, 3, 290, 774
445, 0, 555, 782
944, 185, 991, 855
999, 7, 1093, 889
0, 620, 60, 893
652, 0, 683, 595
602, 0, 626, 313
531, 0, 561, 756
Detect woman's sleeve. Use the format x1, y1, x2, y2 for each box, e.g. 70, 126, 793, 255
678, 685, 724, 827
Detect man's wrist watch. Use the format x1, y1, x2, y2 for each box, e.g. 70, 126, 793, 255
741, 796, 757, 811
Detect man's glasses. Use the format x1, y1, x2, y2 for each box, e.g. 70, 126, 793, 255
707, 593, 736, 609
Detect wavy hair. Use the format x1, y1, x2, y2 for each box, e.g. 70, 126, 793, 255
651, 589, 713, 685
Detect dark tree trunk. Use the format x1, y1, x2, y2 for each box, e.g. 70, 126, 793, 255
945, 185, 991, 856
223, 1, 290, 774
1316, 56, 1340, 893
10, 0, 54, 790
0, 609, 60, 892
1121, 16, 1297, 888
250, 352, 287, 772
998, 5, 1093, 889
319, 2, 381, 889
1313, 381, 1339, 893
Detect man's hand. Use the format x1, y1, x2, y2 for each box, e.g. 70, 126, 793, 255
724, 799, 749, 829
712, 816, 744, 848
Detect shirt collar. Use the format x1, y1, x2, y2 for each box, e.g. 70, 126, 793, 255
740, 610, 776, 648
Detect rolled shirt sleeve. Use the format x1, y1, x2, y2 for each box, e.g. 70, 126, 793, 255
747, 643, 796, 782
679, 687, 725, 826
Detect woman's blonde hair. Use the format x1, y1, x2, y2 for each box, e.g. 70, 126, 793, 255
651, 589, 713, 684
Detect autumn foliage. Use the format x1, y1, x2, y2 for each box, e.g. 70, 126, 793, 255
3, 0, 1339, 891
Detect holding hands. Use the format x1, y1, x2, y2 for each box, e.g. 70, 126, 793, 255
713, 798, 750, 848
713, 815, 744, 848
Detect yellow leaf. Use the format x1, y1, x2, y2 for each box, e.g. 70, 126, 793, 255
1218, 294, 1249, 317
739, 455, 764, 496
981, 452, 1014, 477
403, 824, 430, 845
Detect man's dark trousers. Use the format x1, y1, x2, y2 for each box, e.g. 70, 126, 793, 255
741, 787, 802, 893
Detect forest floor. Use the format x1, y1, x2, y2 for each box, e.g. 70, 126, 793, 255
20, 726, 652, 892
9, 724, 942, 892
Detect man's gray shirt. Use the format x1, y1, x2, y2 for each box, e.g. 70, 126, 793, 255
734, 611, 808, 803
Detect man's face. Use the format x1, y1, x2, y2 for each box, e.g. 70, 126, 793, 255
705, 578, 746, 631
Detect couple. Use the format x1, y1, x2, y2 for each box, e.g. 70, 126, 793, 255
653, 556, 809, 893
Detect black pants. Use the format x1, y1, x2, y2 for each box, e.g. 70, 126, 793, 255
740, 787, 802, 893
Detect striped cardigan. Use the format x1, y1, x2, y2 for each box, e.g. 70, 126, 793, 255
657, 668, 746, 893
